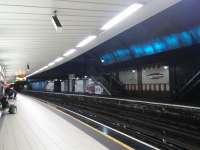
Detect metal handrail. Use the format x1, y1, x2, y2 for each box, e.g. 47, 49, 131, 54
178, 70, 200, 98
91, 76, 111, 96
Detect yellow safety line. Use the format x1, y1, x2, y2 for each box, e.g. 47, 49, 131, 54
43, 101, 135, 150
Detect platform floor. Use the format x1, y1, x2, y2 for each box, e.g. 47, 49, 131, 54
0, 94, 128, 150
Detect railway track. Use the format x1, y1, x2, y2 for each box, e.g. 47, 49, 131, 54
23, 91, 200, 150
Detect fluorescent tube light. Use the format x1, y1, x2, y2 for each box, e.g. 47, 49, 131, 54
34, 70, 39, 73
63, 49, 76, 57
101, 3, 143, 30
38, 66, 48, 72
26, 69, 40, 77
54, 57, 64, 62
43, 66, 48, 69
48, 62, 55, 66
76, 35, 96, 48
39, 67, 45, 71
164, 66, 168, 70
39, 68, 43, 71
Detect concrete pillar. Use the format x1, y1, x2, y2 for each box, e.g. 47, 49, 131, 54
137, 67, 143, 97
64, 80, 69, 92
69, 74, 75, 92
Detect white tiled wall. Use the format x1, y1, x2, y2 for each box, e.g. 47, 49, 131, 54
119, 70, 137, 84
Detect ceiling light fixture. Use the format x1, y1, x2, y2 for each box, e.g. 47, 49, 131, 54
101, 3, 143, 31
132, 70, 136, 73
39, 67, 45, 71
101, 59, 105, 63
26, 66, 47, 78
51, 10, 62, 32
34, 70, 39, 73
42, 66, 48, 70
48, 62, 55, 66
63, 49, 77, 57
164, 66, 168, 70
54, 57, 64, 63
76, 35, 97, 48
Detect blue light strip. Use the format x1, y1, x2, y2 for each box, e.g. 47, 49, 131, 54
100, 25, 200, 64
113, 48, 130, 60
100, 53, 114, 64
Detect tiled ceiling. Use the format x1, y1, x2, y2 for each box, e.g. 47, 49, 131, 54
0, 0, 180, 79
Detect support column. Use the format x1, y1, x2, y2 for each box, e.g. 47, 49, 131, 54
137, 66, 143, 97
169, 64, 177, 100
69, 74, 75, 92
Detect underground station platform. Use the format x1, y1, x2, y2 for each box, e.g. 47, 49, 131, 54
0, 94, 157, 150
1, 0, 200, 150
1, 92, 199, 150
